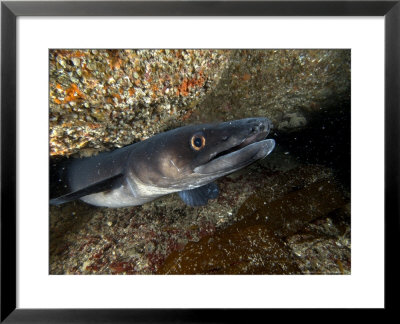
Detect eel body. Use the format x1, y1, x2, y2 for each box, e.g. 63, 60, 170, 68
50, 117, 275, 207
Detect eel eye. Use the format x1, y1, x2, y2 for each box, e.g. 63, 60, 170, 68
190, 133, 206, 151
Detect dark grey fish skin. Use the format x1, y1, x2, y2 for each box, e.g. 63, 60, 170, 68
50, 118, 275, 207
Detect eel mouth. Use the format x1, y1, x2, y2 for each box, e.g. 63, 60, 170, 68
194, 131, 275, 175
209, 131, 269, 162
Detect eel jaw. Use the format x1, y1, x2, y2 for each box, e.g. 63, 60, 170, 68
194, 137, 275, 175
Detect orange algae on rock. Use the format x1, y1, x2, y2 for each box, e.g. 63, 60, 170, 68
63, 83, 86, 103
241, 73, 251, 81
177, 73, 205, 97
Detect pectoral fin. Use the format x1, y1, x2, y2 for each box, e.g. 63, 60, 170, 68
50, 173, 124, 205
178, 182, 219, 207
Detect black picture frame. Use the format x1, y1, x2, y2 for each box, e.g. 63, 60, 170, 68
1, 0, 398, 321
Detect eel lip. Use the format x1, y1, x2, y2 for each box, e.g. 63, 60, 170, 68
208, 129, 269, 162
194, 138, 275, 175
237, 131, 269, 149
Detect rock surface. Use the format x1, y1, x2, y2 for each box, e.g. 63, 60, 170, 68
49, 49, 350, 157
50, 49, 230, 156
